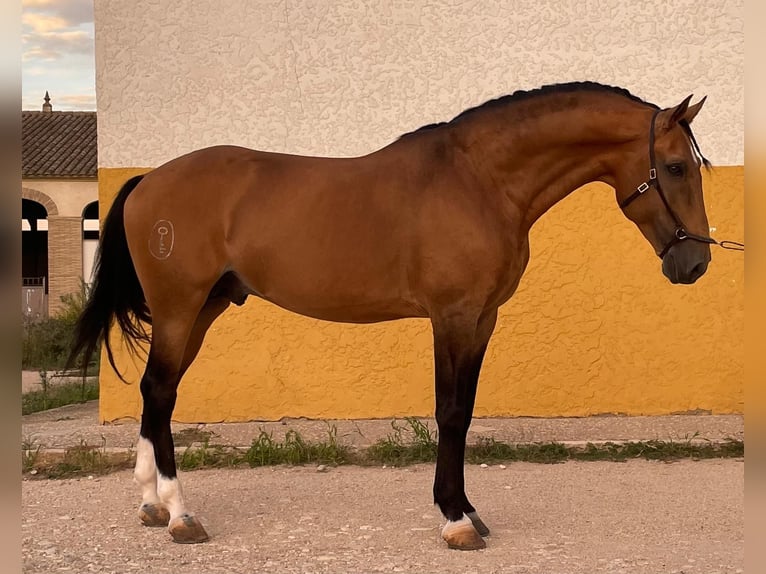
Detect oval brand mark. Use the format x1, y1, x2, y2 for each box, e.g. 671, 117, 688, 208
149, 219, 175, 260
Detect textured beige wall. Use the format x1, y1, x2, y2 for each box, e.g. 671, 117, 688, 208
95, 1, 743, 167
95, 1, 744, 421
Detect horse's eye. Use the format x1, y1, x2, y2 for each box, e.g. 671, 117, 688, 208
666, 163, 685, 177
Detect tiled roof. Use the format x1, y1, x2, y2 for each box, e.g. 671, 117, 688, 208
22, 111, 97, 178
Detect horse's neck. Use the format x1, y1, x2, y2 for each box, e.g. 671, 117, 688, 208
457, 101, 648, 231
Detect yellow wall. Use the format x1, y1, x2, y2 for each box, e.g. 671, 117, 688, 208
98, 167, 744, 423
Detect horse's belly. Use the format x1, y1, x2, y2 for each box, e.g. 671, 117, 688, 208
257, 294, 427, 324
234, 256, 427, 324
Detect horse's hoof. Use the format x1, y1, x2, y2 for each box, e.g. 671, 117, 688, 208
442, 516, 486, 551
138, 503, 170, 527
467, 511, 490, 537
169, 514, 210, 544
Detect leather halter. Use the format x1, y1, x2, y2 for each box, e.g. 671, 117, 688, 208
618, 110, 720, 259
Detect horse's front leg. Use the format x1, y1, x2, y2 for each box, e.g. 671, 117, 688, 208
431, 308, 497, 551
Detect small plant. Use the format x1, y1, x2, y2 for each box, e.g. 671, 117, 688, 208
22, 436, 42, 473
308, 423, 351, 466
367, 418, 438, 465
177, 439, 242, 470
245, 430, 283, 467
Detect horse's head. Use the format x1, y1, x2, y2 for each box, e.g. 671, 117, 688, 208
616, 96, 712, 285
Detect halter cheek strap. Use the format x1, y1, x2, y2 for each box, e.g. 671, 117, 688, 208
619, 110, 743, 258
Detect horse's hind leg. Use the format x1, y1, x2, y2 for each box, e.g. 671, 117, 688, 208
178, 296, 231, 378
136, 294, 231, 541
134, 296, 215, 544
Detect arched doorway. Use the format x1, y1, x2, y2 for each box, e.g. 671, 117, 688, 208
82, 201, 99, 285
22, 199, 48, 320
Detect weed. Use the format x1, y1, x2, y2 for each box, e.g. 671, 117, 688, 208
22, 436, 42, 473
245, 430, 283, 466
367, 417, 438, 465
177, 439, 242, 470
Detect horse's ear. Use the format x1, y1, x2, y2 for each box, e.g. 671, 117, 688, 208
657, 94, 701, 132
682, 95, 706, 124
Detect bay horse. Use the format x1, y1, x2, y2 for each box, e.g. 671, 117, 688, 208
69, 82, 718, 551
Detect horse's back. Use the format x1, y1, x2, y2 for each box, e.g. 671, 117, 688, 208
123, 145, 431, 321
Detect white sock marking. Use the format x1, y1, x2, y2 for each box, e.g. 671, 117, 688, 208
134, 436, 160, 505
157, 474, 189, 521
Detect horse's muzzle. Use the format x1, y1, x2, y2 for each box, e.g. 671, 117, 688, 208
662, 249, 710, 285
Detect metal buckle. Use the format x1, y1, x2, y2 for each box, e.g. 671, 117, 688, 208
636, 182, 649, 194
649, 168, 656, 180
675, 228, 688, 240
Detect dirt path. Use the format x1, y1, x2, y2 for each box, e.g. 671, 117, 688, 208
22, 459, 743, 574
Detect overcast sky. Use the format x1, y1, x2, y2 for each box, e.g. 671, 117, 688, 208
21, 0, 96, 111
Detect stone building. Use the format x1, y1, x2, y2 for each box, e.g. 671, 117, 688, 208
22, 92, 98, 319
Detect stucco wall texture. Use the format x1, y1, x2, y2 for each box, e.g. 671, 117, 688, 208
95, 1, 743, 422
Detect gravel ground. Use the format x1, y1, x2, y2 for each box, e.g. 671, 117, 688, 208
22, 459, 743, 574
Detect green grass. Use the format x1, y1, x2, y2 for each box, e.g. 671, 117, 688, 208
22, 418, 744, 479
244, 425, 351, 467
22, 376, 99, 415
178, 439, 242, 471
466, 437, 571, 464
366, 417, 438, 465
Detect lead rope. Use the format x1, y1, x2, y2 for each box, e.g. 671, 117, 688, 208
718, 240, 744, 251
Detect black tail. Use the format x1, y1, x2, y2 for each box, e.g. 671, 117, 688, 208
66, 174, 151, 382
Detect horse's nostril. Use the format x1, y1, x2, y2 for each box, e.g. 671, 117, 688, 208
689, 261, 708, 282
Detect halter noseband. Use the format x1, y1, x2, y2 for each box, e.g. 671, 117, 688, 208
618, 110, 741, 258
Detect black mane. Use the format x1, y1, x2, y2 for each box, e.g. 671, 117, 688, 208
399, 81, 658, 139
397, 81, 710, 167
